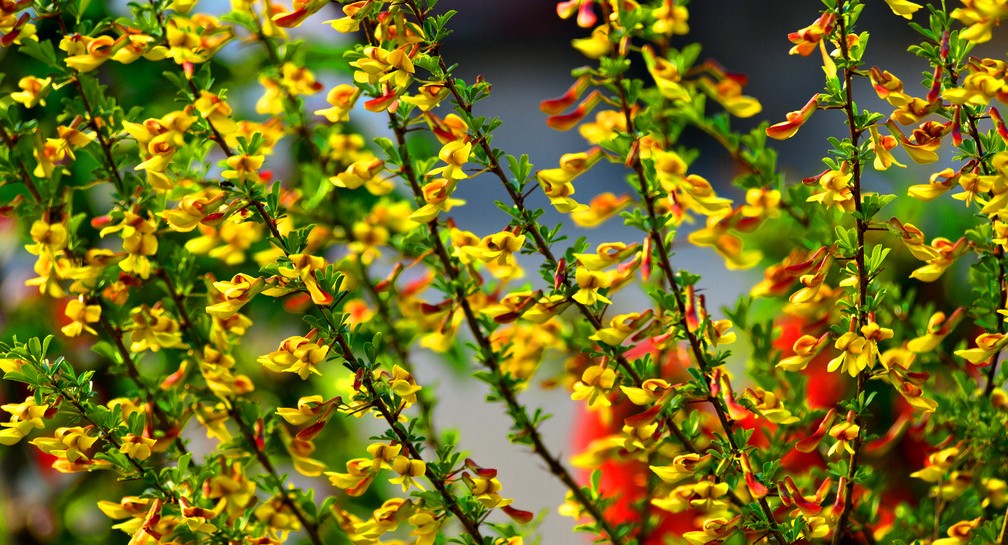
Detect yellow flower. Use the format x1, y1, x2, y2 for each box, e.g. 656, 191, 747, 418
389, 455, 426, 491
254, 495, 302, 535
652, 480, 730, 513
119, 434, 157, 460
943, 58, 1008, 105
789, 249, 832, 305
653, 152, 732, 217
463, 471, 512, 508
908, 236, 968, 282
61, 34, 116, 72
869, 124, 905, 171
933, 518, 982, 545
827, 331, 869, 377
883, 0, 923, 19
26, 218, 69, 256
280, 62, 322, 96
206, 463, 257, 517
453, 229, 524, 278
186, 215, 263, 266
99, 210, 159, 279
620, 378, 671, 406
122, 110, 195, 174
650, 453, 711, 484
427, 112, 470, 144
907, 168, 958, 201
285, 434, 327, 477
205, 273, 265, 319
741, 187, 782, 218
221, 152, 265, 184
388, 365, 421, 406
161, 189, 227, 232
326, 458, 376, 496
589, 310, 652, 346
683, 516, 739, 545
860, 320, 893, 360
574, 242, 640, 271
767, 94, 818, 140
163, 14, 233, 64
578, 110, 625, 144
652, 0, 689, 35
331, 157, 386, 190
410, 178, 464, 223
323, 1, 370, 33
276, 395, 329, 427
806, 167, 855, 212
428, 139, 472, 181
778, 333, 831, 371
907, 308, 964, 353
110, 27, 163, 64
25, 254, 71, 298
688, 210, 762, 270
537, 149, 602, 212
272, 0, 329, 28
127, 304, 184, 352
65, 249, 117, 295
642, 46, 690, 102
570, 365, 617, 407
30, 425, 101, 469
572, 267, 611, 306
745, 387, 799, 424
697, 72, 762, 118
983, 478, 1008, 508
0, 397, 49, 446
180, 500, 224, 534
571, 192, 632, 227
788, 12, 836, 56
409, 510, 444, 545
347, 222, 390, 265
351, 45, 415, 90
571, 25, 610, 58
0, 358, 25, 375
258, 332, 330, 379
951, 0, 1008, 43
401, 83, 450, 112
956, 332, 1008, 364
891, 120, 946, 164
61, 297, 101, 337
10, 76, 52, 108
827, 418, 860, 457
315, 84, 359, 122
953, 171, 996, 207
193, 90, 238, 136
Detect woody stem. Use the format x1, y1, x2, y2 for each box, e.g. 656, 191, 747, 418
831, 2, 870, 543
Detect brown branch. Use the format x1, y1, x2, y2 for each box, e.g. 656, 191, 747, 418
962, 110, 1007, 397
831, 3, 870, 543
0, 124, 43, 204
328, 333, 488, 544
591, 5, 785, 542
384, 105, 627, 545
430, 61, 645, 387
227, 404, 325, 545
54, 13, 127, 196
47, 374, 174, 499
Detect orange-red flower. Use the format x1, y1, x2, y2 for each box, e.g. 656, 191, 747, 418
766, 94, 818, 140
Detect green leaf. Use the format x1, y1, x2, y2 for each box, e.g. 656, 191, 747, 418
19, 40, 61, 70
